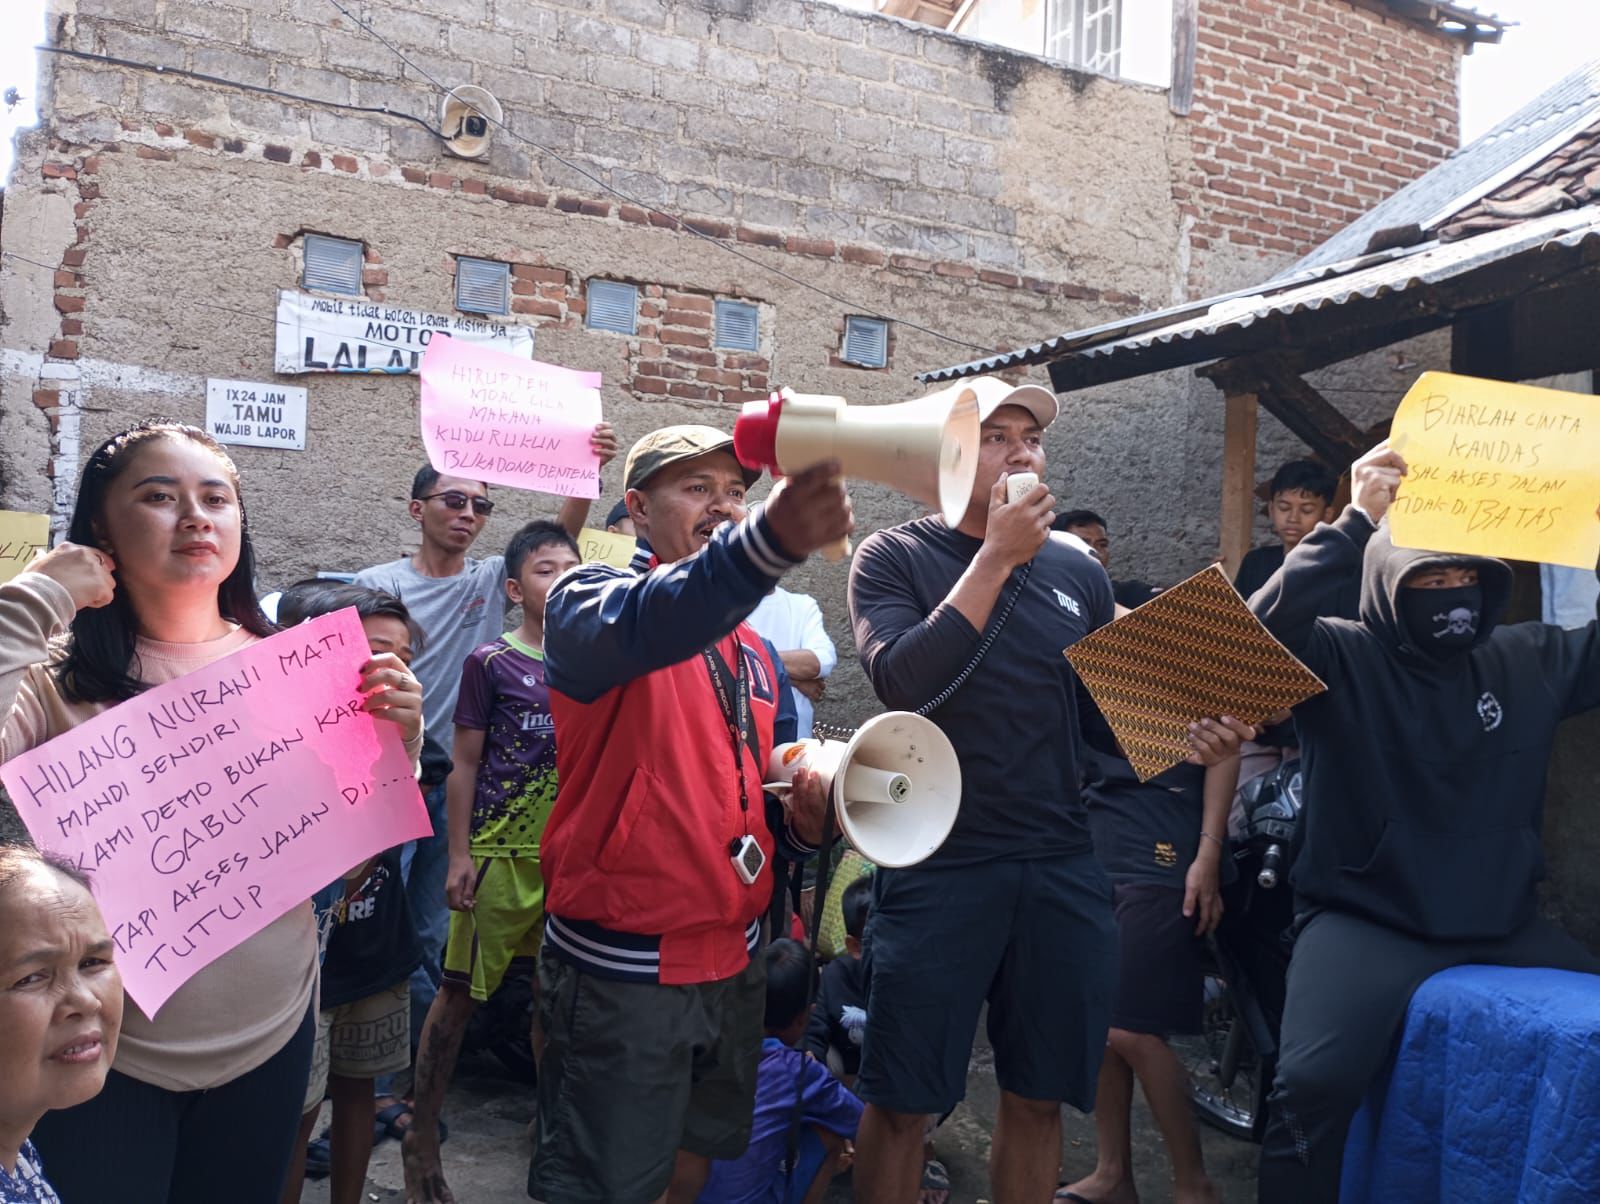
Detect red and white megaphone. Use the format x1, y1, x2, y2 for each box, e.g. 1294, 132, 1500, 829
733, 381, 982, 559
764, 712, 962, 867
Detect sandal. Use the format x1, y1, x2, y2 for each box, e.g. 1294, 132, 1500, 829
919, 1158, 951, 1204
374, 1100, 410, 1146
373, 1102, 450, 1147
304, 1134, 331, 1180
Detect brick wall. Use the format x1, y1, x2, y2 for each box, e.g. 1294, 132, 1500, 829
1183, 0, 1461, 279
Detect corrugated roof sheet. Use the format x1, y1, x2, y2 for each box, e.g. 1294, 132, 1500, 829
1288, 58, 1600, 274
919, 205, 1600, 385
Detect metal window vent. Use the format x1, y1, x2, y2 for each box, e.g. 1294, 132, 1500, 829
456, 256, 510, 315
585, 279, 638, 335
714, 299, 760, 351
841, 316, 889, 368
301, 233, 364, 296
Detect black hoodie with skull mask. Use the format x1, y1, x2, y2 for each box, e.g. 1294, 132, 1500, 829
1250, 507, 1600, 941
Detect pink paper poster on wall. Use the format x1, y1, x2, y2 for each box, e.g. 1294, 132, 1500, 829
420, 335, 603, 498
0, 608, 430, 1015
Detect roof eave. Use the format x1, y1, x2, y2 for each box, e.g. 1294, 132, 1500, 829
1383, 1, 1511, 46
917, 207, 1600, 390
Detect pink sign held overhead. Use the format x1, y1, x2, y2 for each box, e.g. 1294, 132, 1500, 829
420, 335, 604, 499
0, 608, 430, 1016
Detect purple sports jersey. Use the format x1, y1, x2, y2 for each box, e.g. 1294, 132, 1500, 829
452, 634, 559, 856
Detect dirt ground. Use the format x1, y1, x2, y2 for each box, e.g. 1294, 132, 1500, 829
300, 1030, 1261, 1204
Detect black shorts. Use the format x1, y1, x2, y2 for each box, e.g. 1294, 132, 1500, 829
1109, 881, 1205, 1036
856, 851, 1117, 1115
528, 952, 764, 1204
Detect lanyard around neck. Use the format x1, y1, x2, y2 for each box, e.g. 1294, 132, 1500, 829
702, 641, 753, 822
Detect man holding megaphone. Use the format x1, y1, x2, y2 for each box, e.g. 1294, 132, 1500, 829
845, 379, 1120, 1204
529, 426, 852, 1204
843, 378, 1253, 1204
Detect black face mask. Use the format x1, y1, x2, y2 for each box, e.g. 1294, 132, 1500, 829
1400, 584, 1483, 657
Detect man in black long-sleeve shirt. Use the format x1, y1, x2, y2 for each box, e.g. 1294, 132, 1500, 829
846, 379, 1119, 1204
1248, 441, 1600, 1204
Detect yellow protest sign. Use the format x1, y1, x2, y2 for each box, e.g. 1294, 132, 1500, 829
0, 511, 50, 584
1388, 372, 1600, 570
578, 527, 637, 569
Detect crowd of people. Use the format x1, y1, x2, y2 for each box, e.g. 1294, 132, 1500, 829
0, 375, 1596, 1204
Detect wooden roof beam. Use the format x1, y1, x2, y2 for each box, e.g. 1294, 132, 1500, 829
1206, 355, 1371, 466
1195, 309, 1450, 385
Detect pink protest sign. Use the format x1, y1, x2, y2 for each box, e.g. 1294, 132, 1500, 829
420, 334, 603, 498
0, 608, 430, 1016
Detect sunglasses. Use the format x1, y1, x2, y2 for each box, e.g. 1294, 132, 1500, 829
420, 491, 494, 517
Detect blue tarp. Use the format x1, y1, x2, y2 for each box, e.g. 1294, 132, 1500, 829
1342, 965, 1600, 1203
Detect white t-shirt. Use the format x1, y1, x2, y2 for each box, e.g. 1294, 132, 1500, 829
746, 587, 837, 739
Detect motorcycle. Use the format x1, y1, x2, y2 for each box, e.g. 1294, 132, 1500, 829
1172, 757, 1302, 1141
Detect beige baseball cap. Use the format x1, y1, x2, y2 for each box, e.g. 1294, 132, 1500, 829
623, 424, 762, 492
962, 376, 1059, 429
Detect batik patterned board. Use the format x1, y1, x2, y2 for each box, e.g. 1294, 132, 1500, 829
1064, 564, 1327, 782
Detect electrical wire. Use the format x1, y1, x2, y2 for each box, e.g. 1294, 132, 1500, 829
24, 22, 999, 358
319, 0, 996, 356
3, 251, 73, 276
39, 44, 445, 138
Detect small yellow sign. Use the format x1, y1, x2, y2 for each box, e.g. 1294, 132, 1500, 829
578, 527, 637, 569
0, 511, 50, 585
1388, 372, 1600, 570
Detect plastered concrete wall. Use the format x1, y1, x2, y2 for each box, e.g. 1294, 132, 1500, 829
52, 0, 1189, 284
2, 139, 1125, 724
2, 0, 1465, 729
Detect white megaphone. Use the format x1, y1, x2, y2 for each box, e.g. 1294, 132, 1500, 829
763, 712, 962, 867
733, 381, 983, 559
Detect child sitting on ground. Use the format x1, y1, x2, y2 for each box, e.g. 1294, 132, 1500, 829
401, 521, 580, 1204
698, 938, 862, 1204
803, 874, 873, 1085
278, 585, 425, 1204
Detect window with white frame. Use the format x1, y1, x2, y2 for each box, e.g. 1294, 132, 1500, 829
951, 0, 1170, 87
1045, 0, 1121, 77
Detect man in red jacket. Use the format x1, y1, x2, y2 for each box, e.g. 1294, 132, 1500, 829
529, 426, 852, 1204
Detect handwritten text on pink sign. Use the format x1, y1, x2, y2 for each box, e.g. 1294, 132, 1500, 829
420, 335, 603, 499
0, 609, 430, 1016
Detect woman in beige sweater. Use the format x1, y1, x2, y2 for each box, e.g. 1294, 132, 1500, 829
1, 420, 423, 1203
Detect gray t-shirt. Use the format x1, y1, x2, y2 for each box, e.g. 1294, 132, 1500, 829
354, 555, 511, 749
